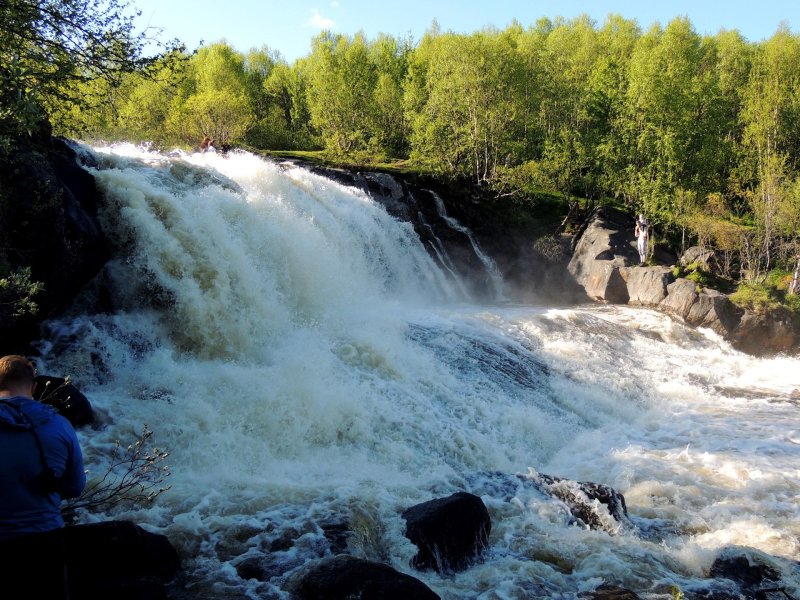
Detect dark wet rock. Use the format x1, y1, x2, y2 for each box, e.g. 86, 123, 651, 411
709, 550, 780, 591
402, 491, 491, 573
268, 528, 300, 552
65, 520, 180, 599
320, 519, 351, 555
579, 583, 641, 599
236, 552, 305, 583
33, 375, 94, 427
535, 473, 629, 532
285, 554, 440, 600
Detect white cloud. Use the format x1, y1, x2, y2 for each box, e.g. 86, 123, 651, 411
307, 8, 335, 29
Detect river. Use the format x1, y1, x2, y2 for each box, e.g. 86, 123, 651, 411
35, 145, 800, 599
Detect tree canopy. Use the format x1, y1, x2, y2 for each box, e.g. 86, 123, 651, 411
0, 0, 181, 136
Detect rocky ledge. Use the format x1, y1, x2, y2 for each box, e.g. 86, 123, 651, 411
567, 206, 800, 355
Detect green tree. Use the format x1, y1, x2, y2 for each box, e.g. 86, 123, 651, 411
168, 42, 254, 145
0, 0, 179, 136
406, 29, 525, 182
305, 31, 378, 155
262, 60, 316, 149
739, 26, 800, 281
620, 18, 709, 226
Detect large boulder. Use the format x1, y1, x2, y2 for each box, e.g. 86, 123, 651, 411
402, 491, 491, 573
33, 375, 94, 427
285, 555, 440, 600
65, 521, 180, 600
731, 308, 800, 355
685, 288, 742, 337
659, 278, 699, 318
622, 266, 674, 307
680, 246, 718, 272
568, 207, 637, 303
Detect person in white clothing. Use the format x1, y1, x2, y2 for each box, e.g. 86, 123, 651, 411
634, 214, 648, 265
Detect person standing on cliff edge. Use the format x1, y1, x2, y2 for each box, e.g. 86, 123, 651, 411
635, 214, 649, 266
0, 355, 86, 599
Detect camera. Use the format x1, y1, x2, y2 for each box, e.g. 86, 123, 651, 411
34, 467, 63, 495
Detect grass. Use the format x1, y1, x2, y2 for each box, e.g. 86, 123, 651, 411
730, 269, 800, 315
671, 261, 737, 294
255, 148, 422, 177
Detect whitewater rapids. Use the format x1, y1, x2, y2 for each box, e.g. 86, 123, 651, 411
34, 145, 800, 599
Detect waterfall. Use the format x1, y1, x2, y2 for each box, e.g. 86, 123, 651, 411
36, 145, 800, 599
430, 190, 506, 301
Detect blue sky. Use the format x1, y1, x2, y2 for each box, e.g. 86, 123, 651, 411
132, 0, 797, 62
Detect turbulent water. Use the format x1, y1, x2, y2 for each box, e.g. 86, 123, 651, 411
35, 145, 800, 599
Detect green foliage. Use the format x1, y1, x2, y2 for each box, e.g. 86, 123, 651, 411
304, 31, 408, 158
730, 270, 800, 314
0, 267, 44, 319
673, 261, 736, 293
5, 7, 799, 314
1, 0, 182, 138
405, 29, 528, 182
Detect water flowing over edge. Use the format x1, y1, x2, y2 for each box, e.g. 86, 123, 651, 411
34, 144, 800, 599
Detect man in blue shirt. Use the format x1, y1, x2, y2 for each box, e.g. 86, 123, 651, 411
0, 355, 86, 599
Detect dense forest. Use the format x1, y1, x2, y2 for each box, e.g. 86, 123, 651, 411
2, 1, 799, 322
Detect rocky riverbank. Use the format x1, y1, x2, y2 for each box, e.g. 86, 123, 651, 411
566, 206, 800, 355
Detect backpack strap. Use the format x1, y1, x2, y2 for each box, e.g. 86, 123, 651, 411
0, 399, 55, 483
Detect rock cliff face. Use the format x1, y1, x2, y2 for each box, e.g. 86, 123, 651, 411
567, 206, 800, 355
0, 135, 110, 354
295, 161, 585, 304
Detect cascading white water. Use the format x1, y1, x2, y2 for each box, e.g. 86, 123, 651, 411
430, 191, 506, 301
37, 145, 800, 599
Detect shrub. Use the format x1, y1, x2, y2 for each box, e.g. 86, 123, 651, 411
730, 273, 800, 315
0, 267, 44, 319
63, 425, 171, 521
673, 262, 735, 293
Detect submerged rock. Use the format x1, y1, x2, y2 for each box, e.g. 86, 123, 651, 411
533, 473, 630, 532
709, 549, 781, 591
285, 554, 440, 600
579, 584, 642, 599
402, 491, 491, 573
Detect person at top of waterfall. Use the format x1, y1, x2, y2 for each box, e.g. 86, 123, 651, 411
635, 214, 648, 266
200, 136, 211, 152
0, 355, 86, 599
